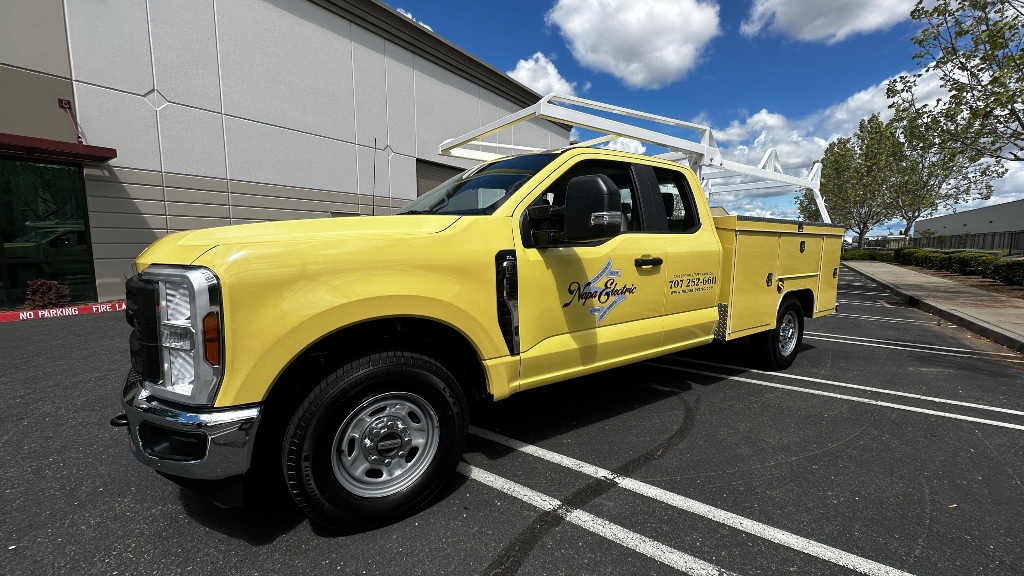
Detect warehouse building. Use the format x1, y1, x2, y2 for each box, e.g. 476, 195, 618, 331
0, 0, 567, 307
914, 198, 1024, 253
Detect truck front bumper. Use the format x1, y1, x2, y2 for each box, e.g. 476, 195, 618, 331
120, 371, 262, 481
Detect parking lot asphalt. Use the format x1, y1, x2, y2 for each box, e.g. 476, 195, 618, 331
2, 266, 1023, 576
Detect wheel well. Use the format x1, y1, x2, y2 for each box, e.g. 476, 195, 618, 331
784, 289, 815, 318
247, 317, 489, 493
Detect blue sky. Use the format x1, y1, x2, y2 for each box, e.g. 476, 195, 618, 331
391, 0, 1023, 235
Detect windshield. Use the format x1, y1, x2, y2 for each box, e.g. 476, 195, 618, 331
398, 153, 560, 215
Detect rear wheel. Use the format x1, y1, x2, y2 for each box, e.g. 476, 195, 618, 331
282, 351, 467, 530
751, 298, 804, 370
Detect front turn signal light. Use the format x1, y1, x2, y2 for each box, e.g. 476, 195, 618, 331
203, 312, 221, 366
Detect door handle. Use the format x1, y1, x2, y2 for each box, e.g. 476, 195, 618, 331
634, 256, 663, 267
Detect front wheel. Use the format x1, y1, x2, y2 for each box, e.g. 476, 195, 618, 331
751, 298, 804, 370
282, 351, 467, 530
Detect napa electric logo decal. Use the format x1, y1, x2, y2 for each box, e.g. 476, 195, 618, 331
562, 259, 636, 325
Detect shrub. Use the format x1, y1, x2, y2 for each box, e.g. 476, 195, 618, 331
841, 249, 894, 262
24, 279, 71, 310
988, 260, 1024, 286
916, 251, 951, 270
893, 247, 922, 264
947, 252, 1000, 276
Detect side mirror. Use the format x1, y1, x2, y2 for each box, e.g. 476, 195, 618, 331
563, 174, 622, 242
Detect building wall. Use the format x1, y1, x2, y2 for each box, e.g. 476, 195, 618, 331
915, 199, 1024, 236
58, 0, 567, 301
0, 0, 78, 144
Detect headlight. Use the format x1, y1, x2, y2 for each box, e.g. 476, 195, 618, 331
139, 265, 223, 405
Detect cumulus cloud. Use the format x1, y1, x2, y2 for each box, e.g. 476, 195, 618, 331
546, 0, 721, 89
508, 52, 578, 96
741, 0, 915, 44
395, 8, 432, 31
601, 137, 647, 154
704, 70, 1020, 225
712, 70, 946, 173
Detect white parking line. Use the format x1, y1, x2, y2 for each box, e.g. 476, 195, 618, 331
833, 313, 934, 324
469, 428, 916, 576
643, 363, 1024, 432
804, 335, 1024, 362
838, 290, 890, 296
674, 359, 1024, 416
458, 463, 733, 576
836, 299, 889, 308
805, 331, 1019, 356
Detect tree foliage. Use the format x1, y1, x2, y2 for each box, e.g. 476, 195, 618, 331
889, 0, 1024, 162
887, 97, 1004, 234
796, 118, 896, 247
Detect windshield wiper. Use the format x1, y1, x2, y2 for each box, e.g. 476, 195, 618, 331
400, 209, 435, 215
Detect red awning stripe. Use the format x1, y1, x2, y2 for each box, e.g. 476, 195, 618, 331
0, 132, 117, 163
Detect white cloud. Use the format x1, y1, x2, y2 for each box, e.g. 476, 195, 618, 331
601, 137, 647, 154
702, 70, 1023, 224
395, 8, 432, 31
546, 0, 721, 89
741, 0, 915, 44
507, 52, 577, 96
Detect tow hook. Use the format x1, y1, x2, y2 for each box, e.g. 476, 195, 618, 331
110, 414, 129, 427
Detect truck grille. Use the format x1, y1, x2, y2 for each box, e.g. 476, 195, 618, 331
126, 275, 161, 381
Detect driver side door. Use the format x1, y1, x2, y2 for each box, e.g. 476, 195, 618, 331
514, 157, 667, 390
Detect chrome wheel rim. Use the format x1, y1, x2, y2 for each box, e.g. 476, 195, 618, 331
331, 392, 440, 498
778, 311, 799, 357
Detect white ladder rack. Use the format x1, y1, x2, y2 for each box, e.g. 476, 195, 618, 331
438, 93, 830, 223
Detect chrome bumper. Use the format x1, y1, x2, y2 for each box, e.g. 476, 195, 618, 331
120, 372, 262, 480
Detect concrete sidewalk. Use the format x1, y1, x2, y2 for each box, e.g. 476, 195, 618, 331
843, 260, 1024, 353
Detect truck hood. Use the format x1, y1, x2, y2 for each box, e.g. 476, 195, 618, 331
136, 215, 461, 268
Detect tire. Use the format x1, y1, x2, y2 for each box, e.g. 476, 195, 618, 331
751, 298, 804, 370
282, 351, 467, 530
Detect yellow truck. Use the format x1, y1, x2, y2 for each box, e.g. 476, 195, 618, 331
113, 96, 842, 529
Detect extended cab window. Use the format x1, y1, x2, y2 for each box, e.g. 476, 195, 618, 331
398, 153, 559, 215
653, 168, 700, 233
537, 160, 644, 232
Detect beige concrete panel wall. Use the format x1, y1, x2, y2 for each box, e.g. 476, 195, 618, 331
0, 0, 71, 78
83, 166, 167, 301
0, 65, 79, 143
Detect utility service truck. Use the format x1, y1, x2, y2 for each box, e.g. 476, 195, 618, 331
113, 95, 843, 529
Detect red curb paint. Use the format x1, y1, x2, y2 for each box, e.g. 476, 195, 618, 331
0, 301, 126, 323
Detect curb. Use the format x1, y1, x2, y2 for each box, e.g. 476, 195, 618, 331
0, 300, 126, 324
842, 263, 1024, 354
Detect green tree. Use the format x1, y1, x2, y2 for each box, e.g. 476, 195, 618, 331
796, 124, 897, 247
888, 0, 1024, 162
886, 101, 1004, 235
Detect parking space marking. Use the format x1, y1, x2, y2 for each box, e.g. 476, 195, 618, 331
806, 332, 1015, 354
805, 331, 1020, 357
674, 359, 1024, 416
645, 363, 1024, 432
469, 428, 916, 576
803, 335, 1024, 362
836, 299, 900, 308
833, 313, 935, 324
458, 463, 733, 576
838, 290, 890, 296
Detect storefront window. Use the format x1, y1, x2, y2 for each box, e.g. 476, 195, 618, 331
0, 156, 96, 309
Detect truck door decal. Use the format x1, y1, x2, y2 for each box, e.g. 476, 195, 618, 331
561, 258, 637, 325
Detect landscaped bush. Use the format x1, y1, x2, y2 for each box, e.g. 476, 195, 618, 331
841, 249, 894, 262
24, 279, 71, 310
891, 247, 1023, 286
987, 260, 1024, 286
947, 252, 1000, 276
893, 246, 922, 264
